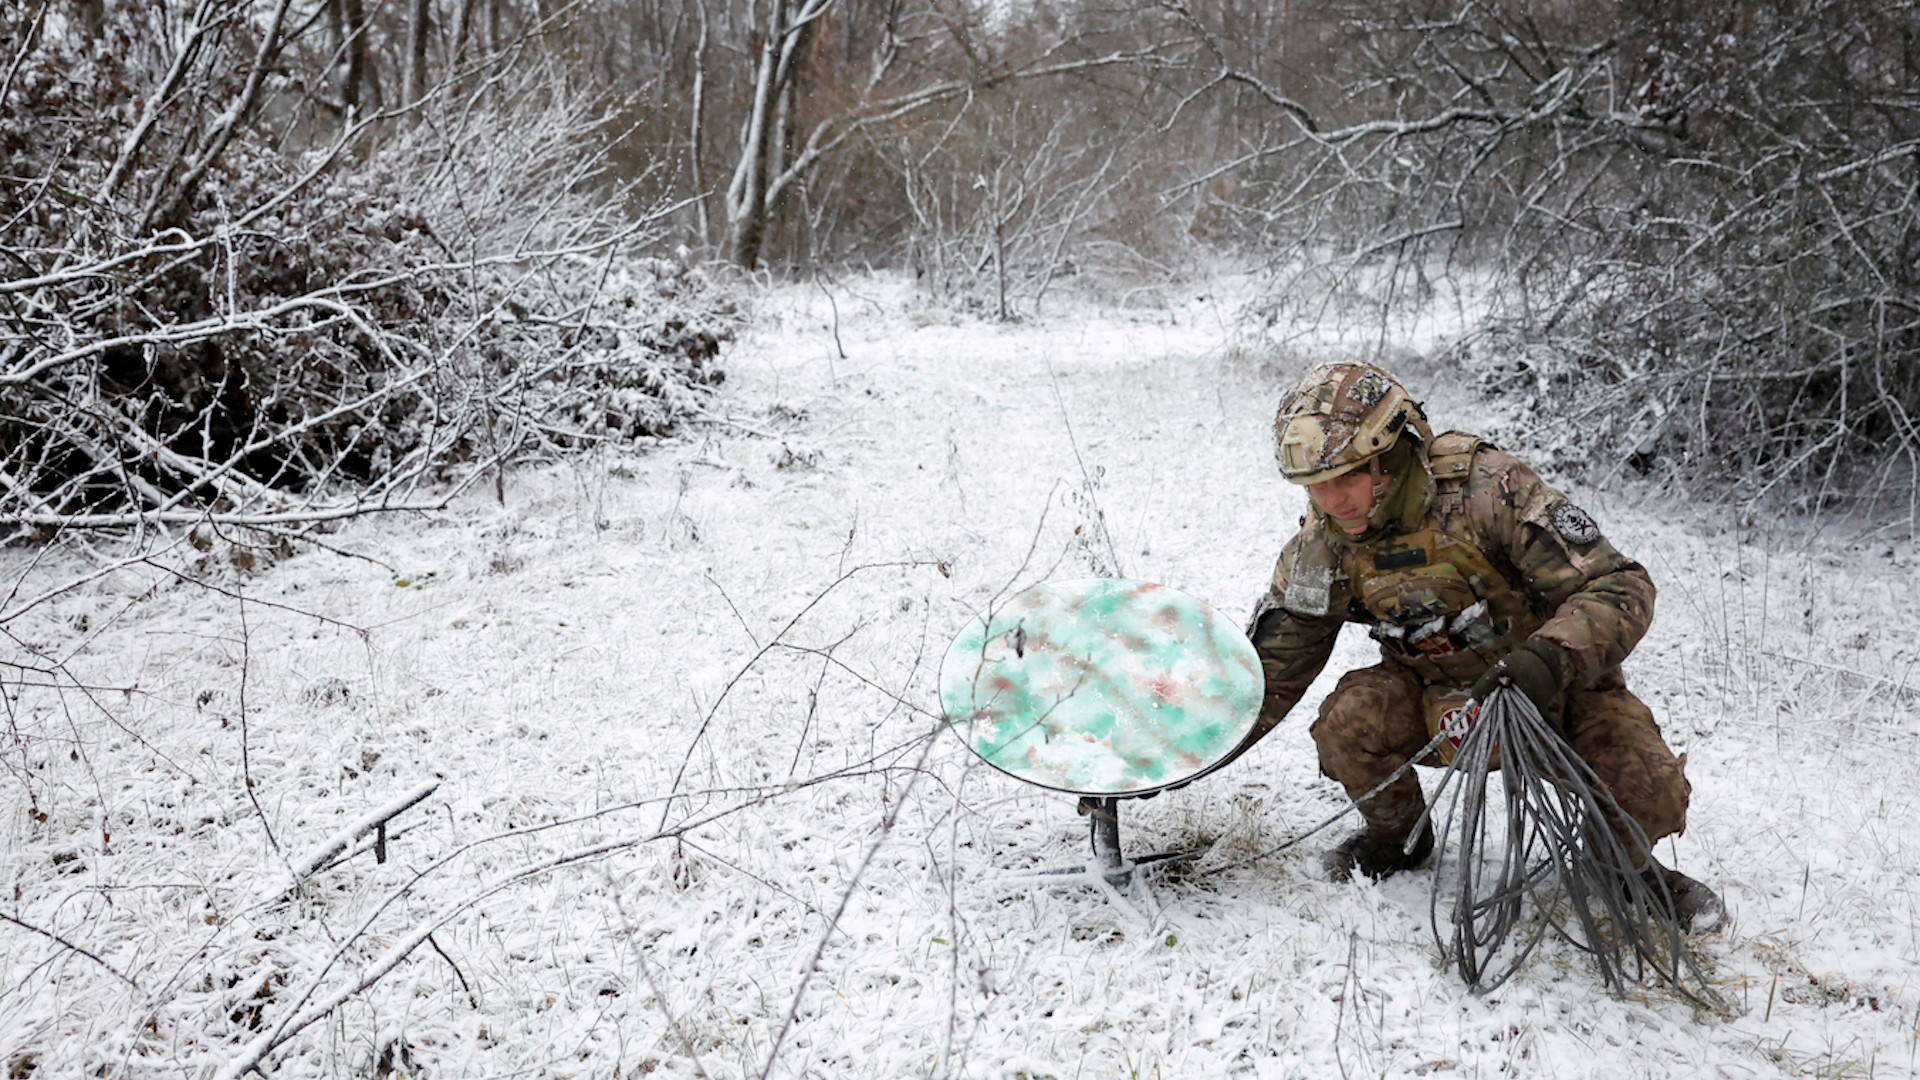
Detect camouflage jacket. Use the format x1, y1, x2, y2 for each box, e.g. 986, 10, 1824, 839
1242, 432, 1655, 744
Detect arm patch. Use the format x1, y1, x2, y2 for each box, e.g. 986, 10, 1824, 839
1550, 501, 1602, 547
1283, 559, 1335, 616
1271, 520, 1344, 618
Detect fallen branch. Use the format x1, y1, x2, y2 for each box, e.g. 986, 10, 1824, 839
263, 779, 443, 903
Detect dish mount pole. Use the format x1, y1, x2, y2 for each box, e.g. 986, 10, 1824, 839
1082, 795, 1127, 883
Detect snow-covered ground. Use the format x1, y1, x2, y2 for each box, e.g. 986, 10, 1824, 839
3, 273, 1917, 1078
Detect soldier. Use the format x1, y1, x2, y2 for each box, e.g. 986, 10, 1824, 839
1240, 361, 1721, 931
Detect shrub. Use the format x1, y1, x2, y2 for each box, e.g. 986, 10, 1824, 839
0, 3, 736, 538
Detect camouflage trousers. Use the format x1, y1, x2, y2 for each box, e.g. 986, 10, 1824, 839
1309, 661, 1690, 862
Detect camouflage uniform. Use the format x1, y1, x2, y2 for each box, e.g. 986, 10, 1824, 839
1245, 431, 1691, 858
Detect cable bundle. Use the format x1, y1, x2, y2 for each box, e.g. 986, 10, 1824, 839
1424, 686, 1721, 1005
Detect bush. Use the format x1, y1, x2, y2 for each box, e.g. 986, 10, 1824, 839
0, 3, 736, 538
1209, 0, 1920, 524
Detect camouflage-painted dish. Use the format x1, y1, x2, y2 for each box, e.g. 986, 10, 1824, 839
939, 578, 1262, 795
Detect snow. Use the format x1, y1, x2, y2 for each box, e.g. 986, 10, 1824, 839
3, 271, 1918, 1078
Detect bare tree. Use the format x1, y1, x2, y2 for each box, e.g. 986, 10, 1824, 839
1161, 0, 1920, 526
0, 1, 735, 536
339, 0, 375, 114
709, 0, 1183, 269
882, 103, 1150, 317
406, 0, 432, 105
725, 0, 835, 267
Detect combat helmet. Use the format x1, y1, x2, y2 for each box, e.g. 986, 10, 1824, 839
1274, 362, 1432, 485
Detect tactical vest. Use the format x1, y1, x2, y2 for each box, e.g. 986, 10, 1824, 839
1340, 433, 1545, 687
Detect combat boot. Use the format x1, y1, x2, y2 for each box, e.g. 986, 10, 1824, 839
1641, 860, 1724, 933
1323, 822, 1434, 883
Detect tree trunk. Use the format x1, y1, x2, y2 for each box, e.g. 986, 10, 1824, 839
342, 0, 370, 115
406, 0, 431, 106
689, 0, 711, 246
726, 6, 786, 268
452, 0, 477, 67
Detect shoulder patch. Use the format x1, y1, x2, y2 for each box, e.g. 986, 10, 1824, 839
1282, 558, 1335, 617
1277, 523, 1341, 618
1550, 501, 1601, 547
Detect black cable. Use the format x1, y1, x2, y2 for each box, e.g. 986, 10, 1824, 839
1422, 686, 1723, 1007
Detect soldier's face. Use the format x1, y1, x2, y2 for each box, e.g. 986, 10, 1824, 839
1307, 469, 1386, 534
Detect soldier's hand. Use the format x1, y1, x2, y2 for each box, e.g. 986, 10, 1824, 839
1471, 637, 1571, 719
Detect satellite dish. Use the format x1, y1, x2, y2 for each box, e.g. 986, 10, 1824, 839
940, 578, 1263, 897
940, 577, 1262, 794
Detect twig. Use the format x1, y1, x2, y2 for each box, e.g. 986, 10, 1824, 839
425, 932, 478, 1009
265, 780, 443, 902
814, 270, 848, 360
0, 0, 49, 109
1334, 930, 1356, 1080
606, 869, 715, 1080
757, 724, 940, 1080
656, 560, 935, 834
0, 535, 191, 625
0, 911, 144, 992
137, 557, 372, 639
703, 570, 761, 648
1046, 362, 1123, 577
236, 587, 282, 859
213, 835, 647, 1080
205, 728, 941, 1073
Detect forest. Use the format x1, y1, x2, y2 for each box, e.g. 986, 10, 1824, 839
5, 0, 1919, 532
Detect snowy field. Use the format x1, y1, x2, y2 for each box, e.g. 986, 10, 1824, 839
3, 273, 1918, 1078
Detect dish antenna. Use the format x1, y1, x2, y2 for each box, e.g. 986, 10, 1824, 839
940, 578, 1263, 905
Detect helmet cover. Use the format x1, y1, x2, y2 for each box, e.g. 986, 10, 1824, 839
1274, 362, 1432, 484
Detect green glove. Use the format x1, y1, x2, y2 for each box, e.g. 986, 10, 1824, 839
1472, 637, 1571, 719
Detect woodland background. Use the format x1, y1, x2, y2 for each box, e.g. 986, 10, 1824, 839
5, 0, 1920, 531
